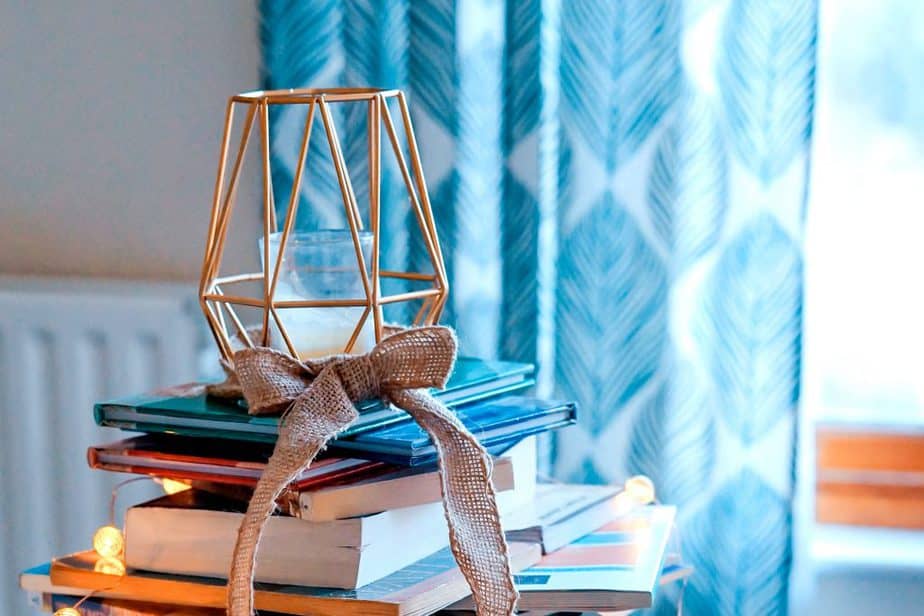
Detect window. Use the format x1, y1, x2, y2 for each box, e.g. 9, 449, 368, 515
804, 0, 924, 540
805, 0, 924, 426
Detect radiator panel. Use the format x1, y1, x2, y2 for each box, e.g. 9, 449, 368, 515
0, 278, 201, 614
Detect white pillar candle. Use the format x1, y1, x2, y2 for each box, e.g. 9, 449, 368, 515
262, 230, 376, 359
271, 288, 375, 359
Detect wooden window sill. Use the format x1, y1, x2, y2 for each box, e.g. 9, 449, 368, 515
816, 424, 924, 529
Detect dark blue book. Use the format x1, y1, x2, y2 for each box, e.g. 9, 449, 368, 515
94, 357, 534, 443
328, 396, 578, 466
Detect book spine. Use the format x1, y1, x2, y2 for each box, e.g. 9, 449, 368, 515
299, 456, 517, 521
299, 474, 446, 521
86, 446, 101, 469
92, 403, 107, 427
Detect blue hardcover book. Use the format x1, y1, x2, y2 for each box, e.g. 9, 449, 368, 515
94, 357, 534, 444
329, 396, 578, 466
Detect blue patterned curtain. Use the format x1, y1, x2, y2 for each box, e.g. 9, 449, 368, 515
260, 1, 816, 613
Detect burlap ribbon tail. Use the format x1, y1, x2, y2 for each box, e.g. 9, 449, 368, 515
217, 326, 518, 616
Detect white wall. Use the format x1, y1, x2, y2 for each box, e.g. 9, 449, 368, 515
0, 0, 262, 280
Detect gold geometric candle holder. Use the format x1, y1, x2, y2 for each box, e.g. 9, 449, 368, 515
198, 88, 448, 365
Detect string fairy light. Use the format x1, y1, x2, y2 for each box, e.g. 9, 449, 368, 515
624, 474, 656, 505
55, 477, 154, 615
157, 477, 192, 495
92, 525, 124, 559
56, 470, 673, 613
94, 556, 127, 576
90, 476, 148, 562
52, 591, 94, 616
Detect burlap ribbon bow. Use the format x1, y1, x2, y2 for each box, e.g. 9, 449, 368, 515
218, 326, 518, 616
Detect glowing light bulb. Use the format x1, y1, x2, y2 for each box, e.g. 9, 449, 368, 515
53, 608, 81, 616
624, 475, 656, 505
94, 555, 127, 576
93, 525, 124, 559
160, 478, 191, 495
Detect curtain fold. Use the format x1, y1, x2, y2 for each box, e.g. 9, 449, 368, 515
259, 1, 816, 613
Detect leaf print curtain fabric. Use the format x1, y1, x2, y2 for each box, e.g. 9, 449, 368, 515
259, 1, 816, 613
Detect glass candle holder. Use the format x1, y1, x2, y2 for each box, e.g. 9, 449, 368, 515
260, 230, 375, 359
199, 89, 449, 367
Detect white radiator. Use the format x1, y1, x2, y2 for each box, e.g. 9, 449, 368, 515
0, 277, 203, 614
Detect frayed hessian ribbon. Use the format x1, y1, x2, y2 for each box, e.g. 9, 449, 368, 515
208, 326, 518, 616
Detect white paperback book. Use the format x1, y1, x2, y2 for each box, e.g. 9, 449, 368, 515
299, 436, 535, 521
503, 482, 626, 553
124, 437, 538, 590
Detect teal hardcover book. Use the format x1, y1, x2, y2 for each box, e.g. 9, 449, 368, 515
94, 357, 534, 444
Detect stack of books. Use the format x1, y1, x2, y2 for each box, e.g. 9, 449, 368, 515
19, 356, 688, 615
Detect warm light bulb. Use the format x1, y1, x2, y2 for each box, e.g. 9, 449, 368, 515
53, 609, 81, 616
94, 555, 126, 576
160, 478, 191, 495
93, 525, 124, 559
624, 475, 656, 505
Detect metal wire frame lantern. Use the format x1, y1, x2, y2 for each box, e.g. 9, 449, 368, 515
198, 88, 449, 365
